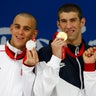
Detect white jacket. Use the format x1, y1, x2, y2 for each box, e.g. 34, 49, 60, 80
84, 71, 96, 96
2, 41, 95, 96
33, 56, 86, 96
33, 61, 96, 96
0, 41, 62, 96
0, 42, 37, 96
0, 44, 22, 96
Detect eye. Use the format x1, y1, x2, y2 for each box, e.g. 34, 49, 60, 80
59, 19, 67, 23
24, 27, 31, 31
70, 18, 77, 22
14, 25, 20, 29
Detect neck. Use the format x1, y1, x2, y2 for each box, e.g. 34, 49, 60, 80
67, 39, 82, 46
9, 39, 25, 51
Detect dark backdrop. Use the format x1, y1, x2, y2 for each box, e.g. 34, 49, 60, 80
0, 0, 96, 50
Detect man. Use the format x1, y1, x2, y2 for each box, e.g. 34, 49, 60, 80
83, 47, 96, 96
37, 3, 91, 96
0, 12, 65, 96
0, 12, 38, 96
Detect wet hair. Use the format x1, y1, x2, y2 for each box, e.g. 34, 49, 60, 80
57, 4, 82, 20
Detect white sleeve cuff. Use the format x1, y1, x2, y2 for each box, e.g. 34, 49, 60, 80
22, 64, 35, 73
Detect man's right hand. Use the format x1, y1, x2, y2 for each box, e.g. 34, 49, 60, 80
51, 38, 67, 59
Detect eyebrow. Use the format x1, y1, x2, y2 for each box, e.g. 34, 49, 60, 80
13, 23, 32, 29
60, 17, 78, 20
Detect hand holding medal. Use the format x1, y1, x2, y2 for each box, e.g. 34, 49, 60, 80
23, 39, 37, 66
56, 32, 67, 59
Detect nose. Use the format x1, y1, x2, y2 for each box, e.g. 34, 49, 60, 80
66, 21, 72, 28
19, 28, 23, 34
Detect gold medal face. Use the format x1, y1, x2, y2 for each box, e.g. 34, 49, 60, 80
57, 32, 67, 41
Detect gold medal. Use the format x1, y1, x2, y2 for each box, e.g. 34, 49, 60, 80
57, 32, 67, 41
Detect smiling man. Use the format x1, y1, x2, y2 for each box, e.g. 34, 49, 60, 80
37, 3, 91, 96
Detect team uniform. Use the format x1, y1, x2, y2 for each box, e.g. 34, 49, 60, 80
34, 70, 85, 96
0, 41, 23, 96
34, 57, 96, 96
0, 41, 35, 96
0, 41, 62, 96
1, 40, 94, 96
37, 39, 90, 96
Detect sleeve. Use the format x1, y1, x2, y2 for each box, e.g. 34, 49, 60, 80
84, 63, 96, 96
33, 55, 61, 96
22, 64, 36, 96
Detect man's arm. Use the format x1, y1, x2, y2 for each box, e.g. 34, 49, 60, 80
83, 47, 96, 96
22, 48, 39, 96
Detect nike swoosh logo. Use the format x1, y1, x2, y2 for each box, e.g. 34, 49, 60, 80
59, 62, 65, 68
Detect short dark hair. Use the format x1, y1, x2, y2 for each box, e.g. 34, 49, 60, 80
13, 12, 37, 28
57, 4, 82, 20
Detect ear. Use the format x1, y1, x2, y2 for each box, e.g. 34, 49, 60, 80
9, 24, 13, 34
57, 20, 61, 29
81, 18, 86, 27
32, 30, 38, 39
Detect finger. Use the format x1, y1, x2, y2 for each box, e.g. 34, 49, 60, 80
52, 39, 67, 47
27, 50, 33, 59
30, 48, 39, 63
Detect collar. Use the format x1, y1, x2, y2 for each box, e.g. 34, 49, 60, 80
5, 41, 26, 60
65, 42, 85, 58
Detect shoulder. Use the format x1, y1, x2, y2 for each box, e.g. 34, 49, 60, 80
37, 45, 52, 62
38, 45, 52, 53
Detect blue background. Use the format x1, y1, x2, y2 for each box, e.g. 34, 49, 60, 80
0, 0, 96, 49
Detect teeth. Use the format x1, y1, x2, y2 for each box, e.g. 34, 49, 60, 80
26, 40, 36, 50
57, 32, 68, 41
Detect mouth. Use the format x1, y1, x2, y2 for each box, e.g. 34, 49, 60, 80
65, 30, 75, 35
16, 36, 24, 41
